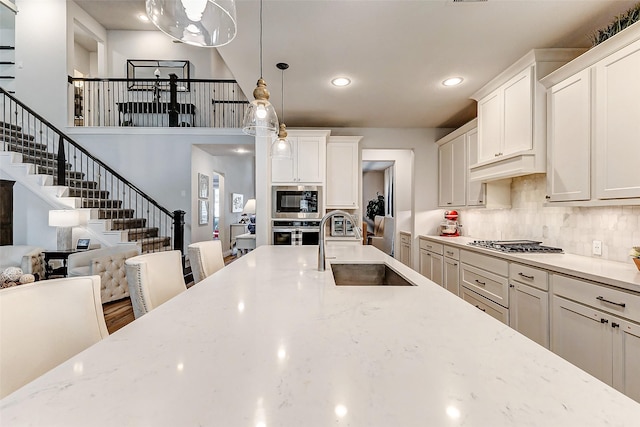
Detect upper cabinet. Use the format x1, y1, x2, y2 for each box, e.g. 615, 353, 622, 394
437, 119, 486, 208
470, 49, 585, 183
271, 131, 329, 184
542, 21, 640, 205
326, 136, 362, 209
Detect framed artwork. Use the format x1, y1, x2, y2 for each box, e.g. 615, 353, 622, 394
198, 173, 209, 199
231, 193, 244, 213
199, 200, 209, 225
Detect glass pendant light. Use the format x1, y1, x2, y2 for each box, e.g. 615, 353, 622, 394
146, 0, 237, 47
271, 62, 293, 158
242, 0, 278, 136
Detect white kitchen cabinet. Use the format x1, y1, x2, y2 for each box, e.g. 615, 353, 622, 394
594, 38, 640, 200
443, 246, 460, 296
418, 238, 443, 286
326, 137, 361, 209
509, 263, 549, 348
461, 286, 509, 325
470, 49, 584, 183
272, 136, 326, 184
546, 68, 591, 202
438, 133, 466, 207
399, 231, 412, 267
466, 127, 486, 206
437, 119, 485, 208
551, 273, 640, 402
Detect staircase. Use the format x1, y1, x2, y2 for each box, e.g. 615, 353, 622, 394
0, 88, 184, 254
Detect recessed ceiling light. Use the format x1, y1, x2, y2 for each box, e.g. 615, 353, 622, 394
331, 77, 351, 87
443, 77, 463, 87
138, 13, 150, 22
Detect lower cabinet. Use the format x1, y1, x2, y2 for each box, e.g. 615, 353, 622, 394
509, 263, 549, 348
443, 246, 460, 296
399, 232, 412, 267
418, 238, 443, 286
551, 274, 640, 403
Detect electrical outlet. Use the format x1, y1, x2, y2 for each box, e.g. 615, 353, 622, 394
592, 240, 602, 256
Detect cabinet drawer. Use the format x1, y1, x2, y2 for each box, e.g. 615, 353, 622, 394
461, 263, 509, 307
552, 274, 640, 323
443, 245, 459, 260
419, 239, 443, 254
460, 249, 508, 277
400, 233, 411, 245
461, 287, 509, 325
509, 263, 548, 291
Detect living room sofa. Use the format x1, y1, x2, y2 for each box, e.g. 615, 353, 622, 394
0, 245, 45, 280
67, 244, 141, 303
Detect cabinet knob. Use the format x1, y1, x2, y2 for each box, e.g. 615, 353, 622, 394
612, 322, 620, 329
545, 195, 551, 200
600, 318, 609, 324
509, 284, 515, 288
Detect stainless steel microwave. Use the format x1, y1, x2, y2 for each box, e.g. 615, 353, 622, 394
272, 186, 323, 219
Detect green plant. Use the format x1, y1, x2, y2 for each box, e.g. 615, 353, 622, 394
366, 193, 385, 220
590, 2, 640, 46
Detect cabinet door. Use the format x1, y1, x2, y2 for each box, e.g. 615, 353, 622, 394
443, 257, 459, 296
438, 140, 453, 207
271, 137, 297, 183
551, 296, 613, 385
419, 249, 432, 280
326, 141, 358, 208
594, 39, 640, 199
399, 242, 411, 267
613, 317, 640, 403
296, 137, 324, 183
477, 91, 502, 162
547, 68, 591, 202
461, 287, 509, 325
466, 128, 485, 206
509, 281, 549, 348
502, 66, 533, 155
431, 253, 444, 287
451, 135, 466, 206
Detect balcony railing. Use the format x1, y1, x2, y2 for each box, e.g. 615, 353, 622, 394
69, 76, 249, 128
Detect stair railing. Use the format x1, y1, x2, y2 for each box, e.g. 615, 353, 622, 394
0, 86, 185, 254
68, 76, 249, 128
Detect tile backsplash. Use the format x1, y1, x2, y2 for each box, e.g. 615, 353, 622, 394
461, 174, 640, 263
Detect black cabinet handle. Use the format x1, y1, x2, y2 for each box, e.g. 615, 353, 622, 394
475, 279, 486, 286
509, 284, 515, 288
475, 305, 486, 312
600, 318, 609, 324
596, 296, 626, 308
612, 322, 620, 328
518, 272, 534, 280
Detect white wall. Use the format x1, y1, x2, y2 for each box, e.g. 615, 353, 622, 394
461, 174, 640, 264
107, 31, 234, 78
73, 42, 90, 76
191, 146, 255, 253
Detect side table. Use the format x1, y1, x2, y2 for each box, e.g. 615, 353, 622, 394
235, 233, 256, 256
43, 250, 81, 279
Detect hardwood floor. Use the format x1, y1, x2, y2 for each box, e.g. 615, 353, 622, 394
102, 253, 239, 334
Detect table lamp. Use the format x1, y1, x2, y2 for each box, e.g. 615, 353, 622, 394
48, 210, 80, 251
243, 199, 256, 234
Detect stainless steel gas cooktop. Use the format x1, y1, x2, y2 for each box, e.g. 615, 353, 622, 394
468, 240, 563, 253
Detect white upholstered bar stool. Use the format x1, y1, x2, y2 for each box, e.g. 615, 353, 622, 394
0, 276, 108, 399
187, 240, 225, 284
125, 250, 186, 319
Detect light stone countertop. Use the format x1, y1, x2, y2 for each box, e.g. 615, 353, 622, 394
2, 245, 640, 426
419, 235, 640, 293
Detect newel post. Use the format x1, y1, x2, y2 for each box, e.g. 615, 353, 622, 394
56, 135, 66, 186
169, 73, 178, 127
173, 209, 185, 254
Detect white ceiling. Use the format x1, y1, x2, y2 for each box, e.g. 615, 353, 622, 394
74, 0, 637, 129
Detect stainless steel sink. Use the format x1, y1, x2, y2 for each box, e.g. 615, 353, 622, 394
330, 263, 414, 286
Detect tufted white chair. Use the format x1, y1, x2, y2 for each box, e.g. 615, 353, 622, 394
67, 244, 141, 303
0, 276, 108, 399
125, 250, 186, 319
187, 240, 225, 284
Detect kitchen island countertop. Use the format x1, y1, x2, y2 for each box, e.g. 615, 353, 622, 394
2, 245, 639, 426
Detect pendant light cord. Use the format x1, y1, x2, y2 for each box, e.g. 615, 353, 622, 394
281, 68, 285, 123
259, 0, 263, 78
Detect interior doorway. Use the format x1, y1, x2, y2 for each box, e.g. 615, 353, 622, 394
212, 172, 224, 243
362, 160, 395, 255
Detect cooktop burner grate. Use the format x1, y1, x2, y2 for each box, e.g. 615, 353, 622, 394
468, 240, 563, 253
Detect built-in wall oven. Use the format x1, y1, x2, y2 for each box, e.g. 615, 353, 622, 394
272, 186, 322, 219
272, 220, 320, 246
